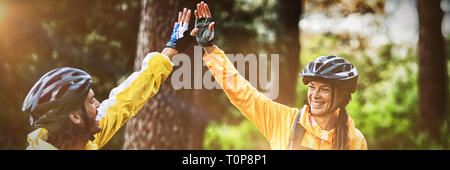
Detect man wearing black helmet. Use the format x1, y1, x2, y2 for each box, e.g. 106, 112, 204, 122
192, 2, 366, 150
22, 9, 194, 150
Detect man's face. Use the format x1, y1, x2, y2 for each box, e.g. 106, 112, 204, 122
83, 88, 101, 135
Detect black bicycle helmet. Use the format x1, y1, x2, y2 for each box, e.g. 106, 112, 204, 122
22, 67, 92, 129
299, 55, 358, 93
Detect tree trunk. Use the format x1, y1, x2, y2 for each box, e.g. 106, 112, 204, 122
417, 0, 448, 142
123, 0, 207, 150
275, 0, 302, 106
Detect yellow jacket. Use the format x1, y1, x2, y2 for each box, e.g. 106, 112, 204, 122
26, 52, 173, 150
203, 46, 367, 150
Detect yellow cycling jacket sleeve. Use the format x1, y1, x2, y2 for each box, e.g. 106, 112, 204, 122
88, 52, 173, 149
203, 46, 299, 149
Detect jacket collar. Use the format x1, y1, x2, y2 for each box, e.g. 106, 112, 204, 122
299, 105, 356, 142
26, 128, 58, 150
26, 128, 99, 150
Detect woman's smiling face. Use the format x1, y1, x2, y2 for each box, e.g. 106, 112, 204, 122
307, 80, 335, 116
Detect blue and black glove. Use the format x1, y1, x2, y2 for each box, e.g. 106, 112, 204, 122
166, 21, 194, 52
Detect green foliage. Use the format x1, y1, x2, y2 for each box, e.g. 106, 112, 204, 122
204, 108, 269, 150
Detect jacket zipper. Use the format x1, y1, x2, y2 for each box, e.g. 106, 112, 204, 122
320, 130, 327, 150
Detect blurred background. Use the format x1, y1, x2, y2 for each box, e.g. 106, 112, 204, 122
0, 0, 449, 150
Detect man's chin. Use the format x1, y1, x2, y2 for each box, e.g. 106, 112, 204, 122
90, 121, 101, 134
93, 129, 101, 135
94, 125, 101, 134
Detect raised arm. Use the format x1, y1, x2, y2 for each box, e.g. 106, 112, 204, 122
163, 8, 193, 59
191, 2, 299, 145
89, 9, 193, 149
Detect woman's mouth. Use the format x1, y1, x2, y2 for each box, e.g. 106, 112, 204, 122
311, 101, 324, 109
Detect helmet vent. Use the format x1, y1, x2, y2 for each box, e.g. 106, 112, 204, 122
73, 78, 81, 84
46, 76, 62, 87
38, 92, 51, 104
56, 84, 70, 99
348, 72, 354, 77
72, 72, 82, 76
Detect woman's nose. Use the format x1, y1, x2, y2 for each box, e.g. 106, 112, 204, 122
312, 89, 320, 98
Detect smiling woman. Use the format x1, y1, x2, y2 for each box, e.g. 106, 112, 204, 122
299, 55, 362, 150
